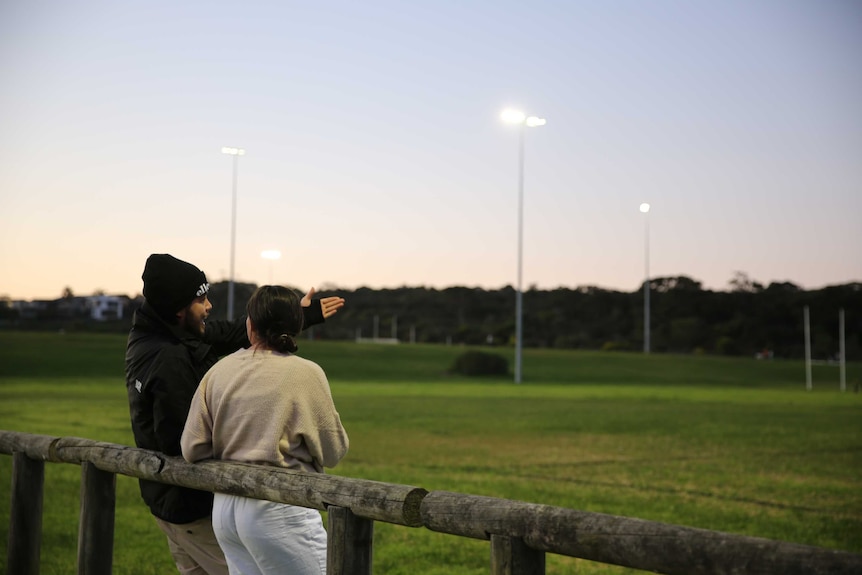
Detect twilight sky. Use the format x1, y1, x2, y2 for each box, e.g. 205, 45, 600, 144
2, 0, 860, 301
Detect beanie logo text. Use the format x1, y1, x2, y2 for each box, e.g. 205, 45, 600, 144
196, 283, 210, 297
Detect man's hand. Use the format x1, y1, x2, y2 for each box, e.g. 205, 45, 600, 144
301, 287, 346, 319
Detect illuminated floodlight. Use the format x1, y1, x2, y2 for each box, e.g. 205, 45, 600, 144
500, 109, 527, 124
221, 147, 246, 156
261, 249, 280, 283
640, 202, 651, 213
525, 116, 546, 127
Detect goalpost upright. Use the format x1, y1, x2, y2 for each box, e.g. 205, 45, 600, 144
804, 306, 847, 392
839, 308, 846, 392
804, 306, 812, 391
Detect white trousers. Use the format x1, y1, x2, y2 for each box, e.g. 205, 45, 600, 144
212, 493, 328, 575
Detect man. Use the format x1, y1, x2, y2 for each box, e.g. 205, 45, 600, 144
125, 253, 344, 574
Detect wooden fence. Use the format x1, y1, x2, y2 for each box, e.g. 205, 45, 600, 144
2, 430, 861, 575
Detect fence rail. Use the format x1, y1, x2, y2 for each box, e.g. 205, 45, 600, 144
2, 430, 861, 575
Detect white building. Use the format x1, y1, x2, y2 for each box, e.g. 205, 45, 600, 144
86, 295, 127, 321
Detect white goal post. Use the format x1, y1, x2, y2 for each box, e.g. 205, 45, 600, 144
804, 306, 847, 391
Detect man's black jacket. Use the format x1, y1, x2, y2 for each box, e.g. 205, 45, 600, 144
124, 300, 324, 524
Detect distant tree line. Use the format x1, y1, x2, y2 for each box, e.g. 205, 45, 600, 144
4, 273, 860, 360
204, 274, 860, 360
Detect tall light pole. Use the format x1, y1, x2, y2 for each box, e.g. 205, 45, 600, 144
640, 202, 651, 354
501, 108, 546, 384
261, 249, 281, 284
222, 146, 245, 320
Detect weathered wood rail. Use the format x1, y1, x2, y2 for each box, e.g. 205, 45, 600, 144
2, 430, 860, 575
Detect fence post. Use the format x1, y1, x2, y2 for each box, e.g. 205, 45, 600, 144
491, 534, 546, 575
77, 462, 116, 575
7, 452, 45, 575
327, 505, 373, 575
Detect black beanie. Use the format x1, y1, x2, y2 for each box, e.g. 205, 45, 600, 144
142, 254, 210, 319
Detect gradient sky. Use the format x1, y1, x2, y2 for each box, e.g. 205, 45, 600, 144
2, 0, 860, 301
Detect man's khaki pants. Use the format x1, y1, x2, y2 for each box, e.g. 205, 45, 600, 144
155, 515, 229, 575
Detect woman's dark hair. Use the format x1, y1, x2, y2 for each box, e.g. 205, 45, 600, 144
246, 285, 304, 354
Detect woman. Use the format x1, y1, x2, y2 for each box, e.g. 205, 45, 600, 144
181, 285, 349, 575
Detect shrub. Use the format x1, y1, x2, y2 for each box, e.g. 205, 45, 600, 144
449, 351, 509, 377
601, 340, 631, 352
715, 336, 737, 355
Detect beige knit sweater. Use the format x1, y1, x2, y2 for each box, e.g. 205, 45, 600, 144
181, 347, 349, 473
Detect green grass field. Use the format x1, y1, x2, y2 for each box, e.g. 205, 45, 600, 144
1, 331, 860, 574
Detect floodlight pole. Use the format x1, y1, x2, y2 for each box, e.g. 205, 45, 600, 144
640, 203, 651, 354
515, 123, 526, 384
501, 109, 546, 384
222, 146, 245, 320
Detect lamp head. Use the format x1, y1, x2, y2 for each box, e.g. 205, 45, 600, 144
501, 109, 526, 124
500, 109, 546, 128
